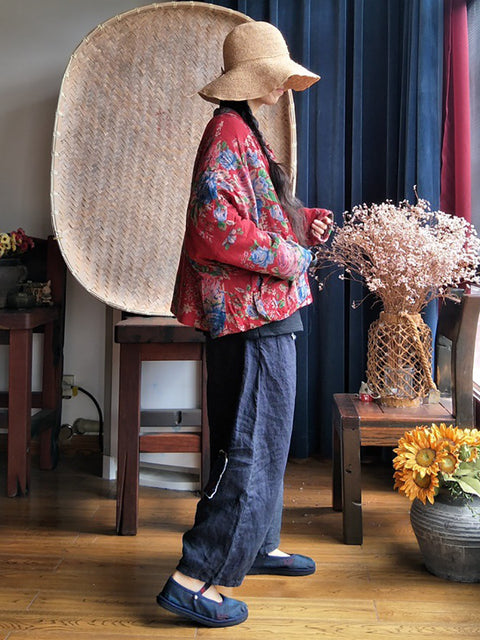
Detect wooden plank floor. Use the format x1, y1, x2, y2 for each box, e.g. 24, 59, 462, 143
0, 453, 479, 639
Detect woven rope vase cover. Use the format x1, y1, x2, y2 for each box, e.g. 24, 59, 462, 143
366, 311, 434, 407
51, 2, 297, 315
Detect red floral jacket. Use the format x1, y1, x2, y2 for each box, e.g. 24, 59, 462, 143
171, 109, 330, 338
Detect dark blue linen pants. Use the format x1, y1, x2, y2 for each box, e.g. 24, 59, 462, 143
176, 332, 297, 587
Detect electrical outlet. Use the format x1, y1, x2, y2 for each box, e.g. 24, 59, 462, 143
62, 374, 75, 399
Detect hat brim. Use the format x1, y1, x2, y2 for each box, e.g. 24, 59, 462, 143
198, 55, 320, 104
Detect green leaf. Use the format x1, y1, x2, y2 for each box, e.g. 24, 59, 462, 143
456, 477, 480, 496
454, 467, 475, 477
467, 456, 480, 471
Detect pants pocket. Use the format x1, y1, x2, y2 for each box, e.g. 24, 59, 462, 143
203, 449, 229, 500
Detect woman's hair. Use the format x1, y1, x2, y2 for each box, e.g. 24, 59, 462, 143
219, 100, 307, 245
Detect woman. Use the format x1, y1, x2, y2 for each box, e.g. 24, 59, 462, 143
157, 20, 332, 628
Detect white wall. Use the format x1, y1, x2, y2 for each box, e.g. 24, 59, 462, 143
0, 1, 199, 479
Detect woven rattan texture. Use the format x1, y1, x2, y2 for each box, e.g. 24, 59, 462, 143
366, 312, 433, 407
51, 2, 297, 315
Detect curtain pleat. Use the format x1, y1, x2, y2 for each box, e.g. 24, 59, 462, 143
441, 0, 471, 221
468, 0, 480, 232
194, 0, 443, 458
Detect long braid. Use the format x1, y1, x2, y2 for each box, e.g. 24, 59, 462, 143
218, 100, 307, 245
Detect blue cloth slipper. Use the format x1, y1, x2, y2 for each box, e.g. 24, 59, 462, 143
247, 553, 316, 576
156, 577, 248, 627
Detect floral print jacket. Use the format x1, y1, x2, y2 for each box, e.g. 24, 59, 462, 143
171, 109, 330, 338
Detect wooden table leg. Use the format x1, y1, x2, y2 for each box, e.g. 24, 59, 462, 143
7, 329, 32, 497
342, 421, 363, 544
332, 400, 343, 512
39, 321, 59, 469
116, 343, 141, 535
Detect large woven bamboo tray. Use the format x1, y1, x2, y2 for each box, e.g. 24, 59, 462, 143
51, 1, 297, 316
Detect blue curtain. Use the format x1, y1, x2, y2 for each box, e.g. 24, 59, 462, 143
196, 0, 443, 458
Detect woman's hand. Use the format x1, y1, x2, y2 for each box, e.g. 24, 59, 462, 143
310, 210, 333, 243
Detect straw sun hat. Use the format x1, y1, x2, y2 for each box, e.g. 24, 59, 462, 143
199, 21, 320, 104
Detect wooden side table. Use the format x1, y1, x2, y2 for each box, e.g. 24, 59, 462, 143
0, 306, 61, 496
332, 293, 480, 544
332, 393, 455, 544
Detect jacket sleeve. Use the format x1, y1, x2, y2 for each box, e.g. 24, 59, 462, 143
303, 207, 333, 246
184, 131, 312, 282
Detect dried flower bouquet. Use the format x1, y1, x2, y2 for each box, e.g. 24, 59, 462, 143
310, 196, 480, 313
310, 195, 480, 405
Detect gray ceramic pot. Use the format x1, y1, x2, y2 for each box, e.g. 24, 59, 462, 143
410, 491, 480, 582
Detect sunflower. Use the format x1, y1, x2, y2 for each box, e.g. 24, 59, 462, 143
0, 233, 11, 249
462, 428, 480, 449
430, 423, 467, 451
394, 467, 439, 504
437, 451, 459, 475
393, 426, 446, 476
393, 470, 408, 496
439, 426, 480, 463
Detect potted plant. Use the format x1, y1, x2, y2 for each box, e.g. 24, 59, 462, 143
310, 195, 480, 406
393, 423, 480, 582
0, 228, 34, 307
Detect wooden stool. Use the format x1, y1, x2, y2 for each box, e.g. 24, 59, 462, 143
0, 237, 66, 496
332, 293, 480, 544
115, 316, 209, 535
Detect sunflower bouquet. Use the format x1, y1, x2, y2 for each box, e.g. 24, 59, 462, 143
393, 424, 480, 505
